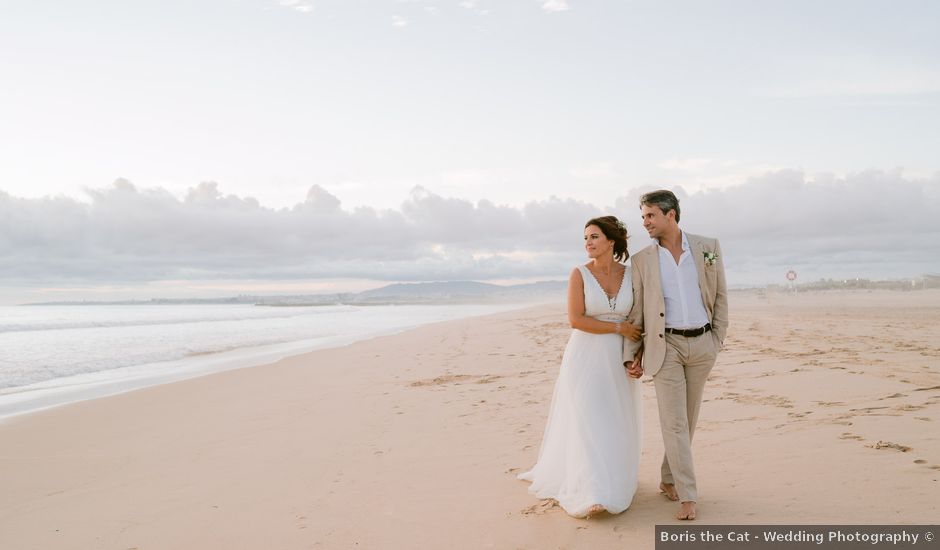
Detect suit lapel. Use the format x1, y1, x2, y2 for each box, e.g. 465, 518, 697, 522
688, 233, 710, 313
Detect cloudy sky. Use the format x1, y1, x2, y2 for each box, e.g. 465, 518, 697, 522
1, 0, 938, 304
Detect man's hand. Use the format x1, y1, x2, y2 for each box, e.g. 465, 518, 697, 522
618, 321, 642, 342
626, 350, 644, 379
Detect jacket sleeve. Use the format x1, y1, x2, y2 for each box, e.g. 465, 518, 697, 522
712, 238, 729, 347
623, 257, 645, 365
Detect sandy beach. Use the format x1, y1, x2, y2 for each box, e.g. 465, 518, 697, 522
1, 289, 938, 549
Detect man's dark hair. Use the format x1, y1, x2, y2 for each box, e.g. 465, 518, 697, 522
639, 190, 680, 222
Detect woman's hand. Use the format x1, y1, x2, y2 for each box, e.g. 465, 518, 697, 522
626, 350, 644, 379
619, 321, 642, 342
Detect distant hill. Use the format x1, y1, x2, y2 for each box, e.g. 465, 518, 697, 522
357, 281, 500, 299
340, 280, 566, 304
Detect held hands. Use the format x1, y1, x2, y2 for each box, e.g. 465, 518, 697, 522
626, 350, 644, 379
618, 321, 642, 342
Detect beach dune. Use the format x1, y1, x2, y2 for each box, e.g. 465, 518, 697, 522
1, 290, 938, 549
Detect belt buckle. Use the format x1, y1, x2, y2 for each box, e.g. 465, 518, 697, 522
669, 325, 707, 337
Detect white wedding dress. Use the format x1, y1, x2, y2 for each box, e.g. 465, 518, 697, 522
518, 264, 642, 517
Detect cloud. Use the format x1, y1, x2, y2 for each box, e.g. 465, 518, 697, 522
456, 0, 490, 16
392, 15, 409, 27
615, 169, 940, 283
0, 181, 597, 285
541, 0, 569, 13
2, 170, 938, 290
656, 158, 787, 192
277, 0, 315, 13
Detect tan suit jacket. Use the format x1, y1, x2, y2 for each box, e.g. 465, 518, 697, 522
623, 232, 728, 377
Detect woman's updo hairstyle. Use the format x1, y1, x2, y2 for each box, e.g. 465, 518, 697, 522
584, 215, 629, 262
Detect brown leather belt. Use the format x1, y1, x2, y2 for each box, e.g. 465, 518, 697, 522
664, 323, 712, 337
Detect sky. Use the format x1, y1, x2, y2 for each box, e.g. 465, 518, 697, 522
1, 0, 939, 304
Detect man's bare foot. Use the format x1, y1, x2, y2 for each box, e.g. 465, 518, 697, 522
676, 501, 696, 520
659, 482, 679, 501
584, 504, 607, 519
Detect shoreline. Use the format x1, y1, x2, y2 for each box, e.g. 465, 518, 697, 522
0, 290, 937, 549
0, 332, 370, 422
0, 301, 541, 422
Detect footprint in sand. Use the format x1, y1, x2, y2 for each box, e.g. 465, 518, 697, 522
880, 393, 905, 399
894, 404, 926, 412
849, 406, 891, 414
743, 394, 794, 408
410, 374, 502, 387
867, 441, 913, 452
521, 499, 559, 516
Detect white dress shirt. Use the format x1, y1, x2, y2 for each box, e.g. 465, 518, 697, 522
657, 231, 710, 329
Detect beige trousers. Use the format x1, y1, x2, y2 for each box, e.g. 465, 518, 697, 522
653, 331, 719, 502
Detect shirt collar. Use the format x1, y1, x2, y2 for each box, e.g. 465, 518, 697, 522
654, 231, 690, 252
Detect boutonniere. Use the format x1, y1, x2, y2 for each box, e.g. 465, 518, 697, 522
703, 251, 719, 266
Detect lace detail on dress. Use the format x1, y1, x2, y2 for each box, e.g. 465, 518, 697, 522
579, 265, 627, 315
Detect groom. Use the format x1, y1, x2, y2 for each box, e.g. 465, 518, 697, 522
623, 189, 728, 521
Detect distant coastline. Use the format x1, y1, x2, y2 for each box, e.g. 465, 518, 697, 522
22, 274, 940, 307
762, 273, 939, 292
21, 280, 567, 306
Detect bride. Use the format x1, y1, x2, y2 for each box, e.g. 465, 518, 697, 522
518, 215, 644, 518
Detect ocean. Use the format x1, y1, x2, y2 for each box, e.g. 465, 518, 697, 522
0, 302, 528, 420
